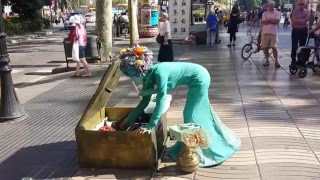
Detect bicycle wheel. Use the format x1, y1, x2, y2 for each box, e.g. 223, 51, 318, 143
241, 43, 253, 60
289, 65, 298, 75
298, 68, 307, 78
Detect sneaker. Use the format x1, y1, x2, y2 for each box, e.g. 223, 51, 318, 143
227, 44, 231, 47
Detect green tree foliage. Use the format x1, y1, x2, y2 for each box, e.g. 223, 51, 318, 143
112, 0, 127, 7
254, 0, 262, 8
238, 0, 262, 11
66, 0, 78, 9
9, 0, 43, 20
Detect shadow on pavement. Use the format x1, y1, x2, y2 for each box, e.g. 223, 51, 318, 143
14, 69, 73, 89
11, 64, 59, 68
74, 168, 153, 179
7, 39, 64, 53
0, 141, 78, 179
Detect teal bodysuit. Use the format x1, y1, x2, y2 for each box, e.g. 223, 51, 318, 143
126, 62, 241, 167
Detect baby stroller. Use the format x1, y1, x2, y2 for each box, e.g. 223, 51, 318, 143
289, 34, 318, 78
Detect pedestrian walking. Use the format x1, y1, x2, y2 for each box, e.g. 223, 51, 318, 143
261, 0, 281, 68
68, 15, 92, 77
307, 3, 320, 69
206, 10, 220, 46
227, 6, 239, 47
158, 13, 174, 62
283, 10, 290, 27
119, 62, 241, 167
290, 0, 309, 68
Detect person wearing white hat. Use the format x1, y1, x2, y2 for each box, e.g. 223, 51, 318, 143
69, 15, 91, 77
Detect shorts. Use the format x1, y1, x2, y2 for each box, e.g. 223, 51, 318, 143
261, 34, 277, 48
79, 46, 86, 58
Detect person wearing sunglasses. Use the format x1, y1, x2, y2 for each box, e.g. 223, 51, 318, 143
290, 0, 310, 68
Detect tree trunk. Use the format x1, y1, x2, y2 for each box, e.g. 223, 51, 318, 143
129, 0, 139, 45
96, 0, 113, 61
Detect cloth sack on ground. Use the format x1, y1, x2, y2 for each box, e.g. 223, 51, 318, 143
144, 94, 172, 114
72, 41, 80, 62
169, 123, 201, 142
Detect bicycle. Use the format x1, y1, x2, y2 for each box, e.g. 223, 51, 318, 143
241, 24, 276, 61
241, 25, 260, 60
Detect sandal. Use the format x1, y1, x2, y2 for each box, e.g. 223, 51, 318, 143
275, 62, 281, 68
72, 73, 81, 77
82, 74, 92, 77
263, 62, 270, 66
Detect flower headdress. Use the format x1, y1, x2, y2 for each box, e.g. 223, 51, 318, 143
181, 128, 209, 149
118, 44, 153, 78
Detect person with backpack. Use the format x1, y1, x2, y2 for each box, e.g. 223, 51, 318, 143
68, 15, 91, 77
206, 10, 220, 46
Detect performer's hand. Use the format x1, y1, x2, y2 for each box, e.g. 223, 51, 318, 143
119, 118, 130, 130
134, 128, 146, 136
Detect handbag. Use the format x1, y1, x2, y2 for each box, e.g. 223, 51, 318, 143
156, 34, 164, 44
72, 41, 80, 62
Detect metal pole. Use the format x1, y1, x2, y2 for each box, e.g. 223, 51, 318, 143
0, 1, 26, 122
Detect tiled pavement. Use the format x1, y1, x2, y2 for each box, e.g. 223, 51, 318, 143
87, 32, 320, 179
1, 26, 320, 179
151, 38, 320, 179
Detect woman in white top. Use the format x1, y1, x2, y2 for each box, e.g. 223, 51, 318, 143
158, 13, 174, 62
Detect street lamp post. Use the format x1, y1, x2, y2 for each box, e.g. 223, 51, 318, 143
0, 2, 26, 122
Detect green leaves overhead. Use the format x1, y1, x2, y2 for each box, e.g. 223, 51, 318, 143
10, 0, 43, 19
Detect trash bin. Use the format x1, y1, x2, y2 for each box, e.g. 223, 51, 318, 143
85, 35, 100, 62
75, 60, 168, 169
63, 38, 73, 68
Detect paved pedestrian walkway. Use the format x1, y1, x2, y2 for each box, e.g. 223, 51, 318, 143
1, 28, 320, 179
73, 32, 320, 179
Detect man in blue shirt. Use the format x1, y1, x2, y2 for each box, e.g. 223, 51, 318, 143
206, 10, 221, 45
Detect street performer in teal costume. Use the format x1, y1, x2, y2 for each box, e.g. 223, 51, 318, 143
120, 62, 241, 167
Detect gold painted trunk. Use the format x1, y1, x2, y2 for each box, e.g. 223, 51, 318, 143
75, 61, 167, 169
